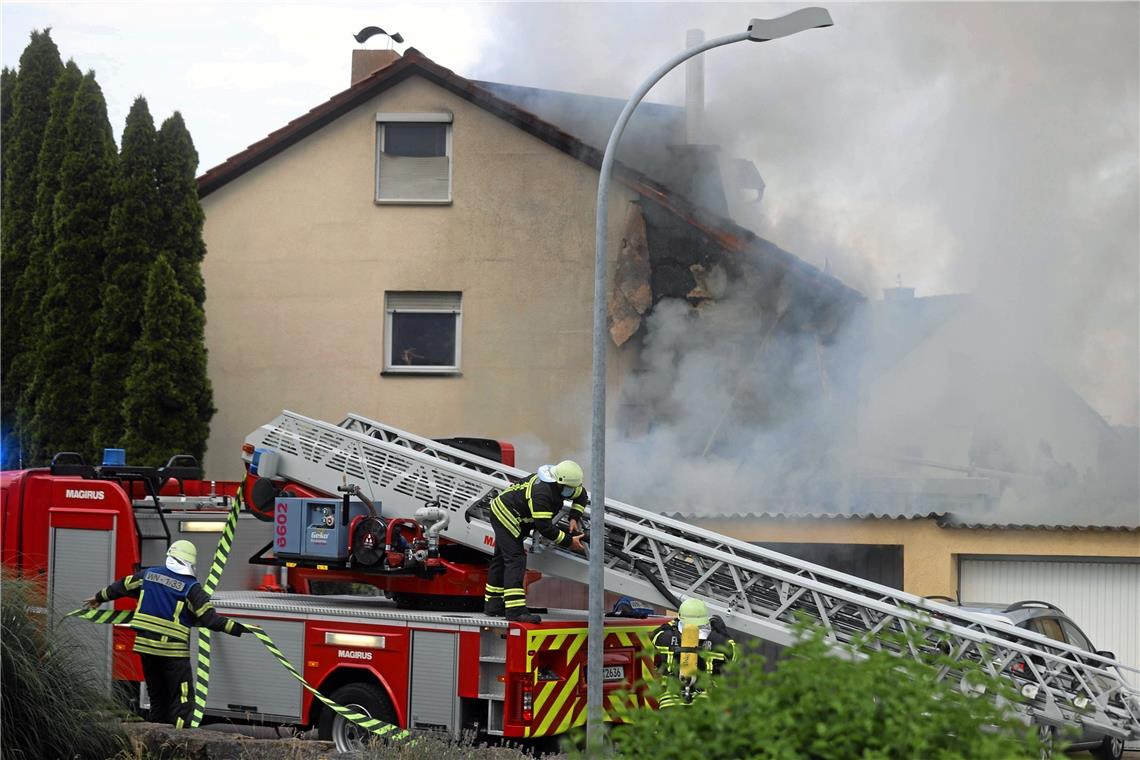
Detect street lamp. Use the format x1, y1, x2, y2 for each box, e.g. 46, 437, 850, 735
586, 7, 833, 750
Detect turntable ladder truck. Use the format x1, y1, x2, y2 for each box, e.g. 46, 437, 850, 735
235, 409, 1140, 745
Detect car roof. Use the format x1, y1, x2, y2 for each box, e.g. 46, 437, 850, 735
954, 600, 1068, 627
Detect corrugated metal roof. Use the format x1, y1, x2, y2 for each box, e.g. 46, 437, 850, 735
670, 510, 944, 521
935, 514, 1140, 532
669, 510, 1140, 531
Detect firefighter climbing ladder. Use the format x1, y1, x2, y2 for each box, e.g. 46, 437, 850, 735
249, 410, 1140, 741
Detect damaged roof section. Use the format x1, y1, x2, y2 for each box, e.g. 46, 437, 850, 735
609, 195, 859, 348
197, 48, 863, 334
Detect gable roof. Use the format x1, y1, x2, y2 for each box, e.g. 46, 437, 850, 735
474, 79, 685, 182
197, 48, 862, 304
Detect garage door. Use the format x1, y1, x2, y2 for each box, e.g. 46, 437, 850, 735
959, 558, 1140, 686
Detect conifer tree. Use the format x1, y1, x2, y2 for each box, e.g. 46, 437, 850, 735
11, 61, 82, 464
122, 255, 214, 464
1, 30, 62, 467
25, 72, 116, 463
1, 67, 16, 188
155, 112, 206, 306
90, 97, 160, 452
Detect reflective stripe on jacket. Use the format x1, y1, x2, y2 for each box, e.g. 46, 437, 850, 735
94, 565, 240, 657
490, 474, 587, 547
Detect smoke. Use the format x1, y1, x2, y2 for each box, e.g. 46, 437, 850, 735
466, 2, 1137, 523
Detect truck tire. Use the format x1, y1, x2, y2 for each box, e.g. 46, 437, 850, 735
317, 682, 399, 753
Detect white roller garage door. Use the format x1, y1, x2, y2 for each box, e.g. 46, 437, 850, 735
959, 557, 1140, 686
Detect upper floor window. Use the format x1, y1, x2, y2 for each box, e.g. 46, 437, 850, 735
375, 112, 452, 204
383, 291, 461, 374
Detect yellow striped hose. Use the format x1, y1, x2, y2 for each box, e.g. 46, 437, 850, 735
69, 477, 410, 742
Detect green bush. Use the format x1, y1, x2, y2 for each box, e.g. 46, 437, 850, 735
1, 571, 126, 759
610, 624, 1047, 760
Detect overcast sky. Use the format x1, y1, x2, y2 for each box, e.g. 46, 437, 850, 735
3, 1, 1137, 427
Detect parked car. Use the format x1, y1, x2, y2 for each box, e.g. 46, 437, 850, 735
955, 599, 1127, 760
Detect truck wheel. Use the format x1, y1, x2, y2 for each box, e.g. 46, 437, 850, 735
317, 682, 399, 753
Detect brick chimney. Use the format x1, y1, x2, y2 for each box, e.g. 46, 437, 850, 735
352, 49, 400, 85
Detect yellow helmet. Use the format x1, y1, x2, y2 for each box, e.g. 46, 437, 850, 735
551, 460, 583, 488
167, 539, 197, 569
678, 598, 709, 626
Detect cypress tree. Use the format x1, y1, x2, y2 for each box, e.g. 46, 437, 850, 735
1, 67, 15, 189
0, 65, 11, 465
11, 61, 82, 464
154, 112, 206, 306
25, 72, 116, 464
1, 30, 62, 467
122, 255, 214, 464
90, 97, 161, 452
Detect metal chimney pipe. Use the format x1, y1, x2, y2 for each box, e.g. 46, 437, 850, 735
685, 29, 705, 143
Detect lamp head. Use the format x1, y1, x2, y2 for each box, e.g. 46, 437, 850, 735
748, 7, 833, 42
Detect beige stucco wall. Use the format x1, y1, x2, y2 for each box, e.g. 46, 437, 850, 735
201, 75, 640, 478
693, 517, 1140, 598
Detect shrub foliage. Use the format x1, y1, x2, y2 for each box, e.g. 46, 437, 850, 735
611, 625, 1045, 760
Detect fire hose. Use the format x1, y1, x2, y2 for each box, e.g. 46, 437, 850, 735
67, 477, 411, 743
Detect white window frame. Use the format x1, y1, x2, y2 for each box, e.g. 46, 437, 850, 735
375, 112, 453, 205
383, 291, 462, 375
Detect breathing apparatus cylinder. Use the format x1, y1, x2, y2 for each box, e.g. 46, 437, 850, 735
680, 621, 699, 678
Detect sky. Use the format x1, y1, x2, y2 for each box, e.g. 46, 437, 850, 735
3, 1, 1138, 428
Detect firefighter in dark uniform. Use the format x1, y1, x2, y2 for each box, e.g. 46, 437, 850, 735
652, 598, 738, 707
84, 540, 248, 726
483, 460, 587, 623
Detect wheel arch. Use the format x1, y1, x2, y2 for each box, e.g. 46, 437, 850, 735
305, 664, 404, 730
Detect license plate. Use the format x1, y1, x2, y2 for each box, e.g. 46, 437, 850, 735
602, 666, 625, 682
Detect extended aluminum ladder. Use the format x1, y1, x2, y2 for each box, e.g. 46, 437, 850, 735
246, 410, 1140, 740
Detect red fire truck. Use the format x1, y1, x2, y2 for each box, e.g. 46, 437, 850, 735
0, 417, 666, 751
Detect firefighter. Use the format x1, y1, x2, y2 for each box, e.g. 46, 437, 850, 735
483, 460, 587, 623
83, 540, 248, 727
652, 598, 738, 707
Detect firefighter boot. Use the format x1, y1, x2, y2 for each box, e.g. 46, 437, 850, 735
506, 607, 542, 624
483, 597, 505, 617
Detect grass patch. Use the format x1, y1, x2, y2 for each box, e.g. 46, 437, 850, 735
360, 730, 566, 759
1, 570, 127, 760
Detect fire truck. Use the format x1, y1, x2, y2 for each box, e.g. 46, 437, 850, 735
4, 410, 1139, 752
0, 421, 666, 750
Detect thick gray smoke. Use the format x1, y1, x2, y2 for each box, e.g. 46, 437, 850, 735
472, 3, 1138, 523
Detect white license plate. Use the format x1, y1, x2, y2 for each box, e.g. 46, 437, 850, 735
602, 666, 625, 682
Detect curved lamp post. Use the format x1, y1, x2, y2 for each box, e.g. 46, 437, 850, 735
586, 7, 834, 749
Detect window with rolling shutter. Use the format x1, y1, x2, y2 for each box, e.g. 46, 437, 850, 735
375, 113, 452, 203
384, 291, 462, 374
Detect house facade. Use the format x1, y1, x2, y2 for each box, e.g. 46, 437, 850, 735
197, 48, 856, 478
